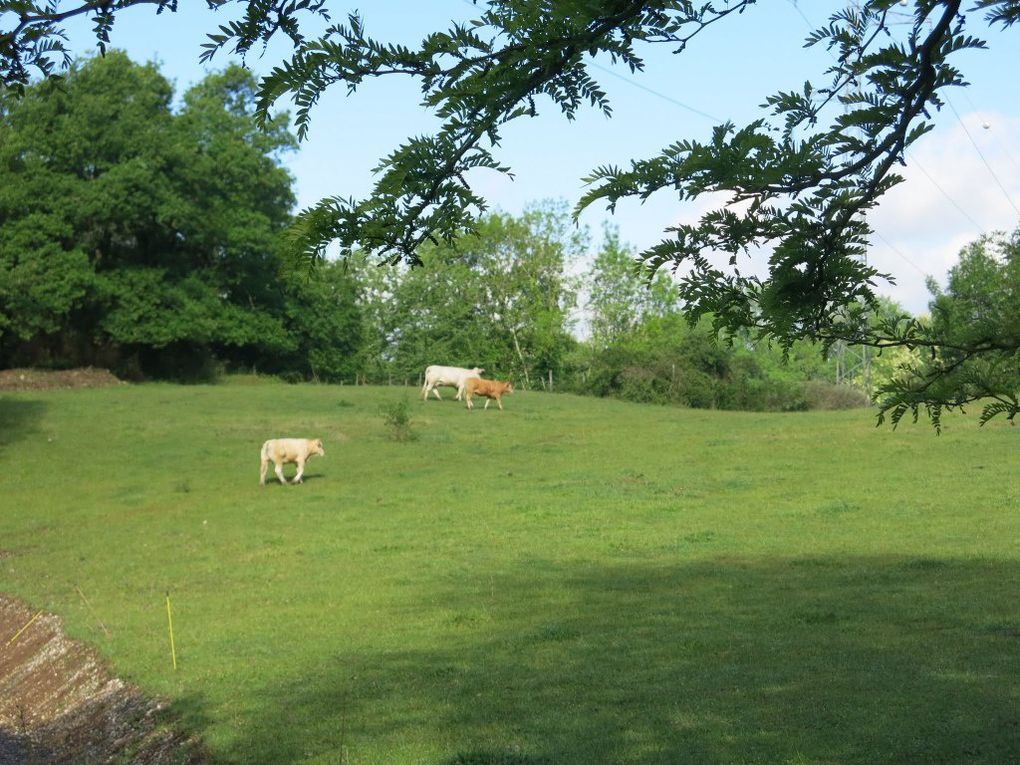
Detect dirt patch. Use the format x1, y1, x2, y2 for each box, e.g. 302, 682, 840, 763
0, 368, 124, 392
0, 596, 207, 765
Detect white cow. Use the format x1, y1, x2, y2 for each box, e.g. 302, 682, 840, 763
421, 365, 484, 401
259, 438, 325, 486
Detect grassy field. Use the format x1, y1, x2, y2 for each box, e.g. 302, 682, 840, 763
1, 379, 1017, 765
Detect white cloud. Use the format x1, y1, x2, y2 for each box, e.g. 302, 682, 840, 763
868, 110, 1020, 312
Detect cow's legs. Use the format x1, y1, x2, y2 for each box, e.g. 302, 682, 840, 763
431, 386, 443, 400
292, 458, 306, 484
260, 457, 269, 486
274, 461, 288, 486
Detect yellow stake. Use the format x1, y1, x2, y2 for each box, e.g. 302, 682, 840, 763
5, 610, 42, 648
166, 592, 177, 670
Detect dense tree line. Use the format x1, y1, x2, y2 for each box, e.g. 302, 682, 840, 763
0, 52, 362, 381
343, 205, 873, 411
0, 50, 848, 406
2, 52, 1012, 417
2, 3, 1018, 423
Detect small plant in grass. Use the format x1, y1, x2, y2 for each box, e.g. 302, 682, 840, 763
381, 397, 417, 442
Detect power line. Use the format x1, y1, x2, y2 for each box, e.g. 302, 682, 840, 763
871, 230, 929, 278
787, 0, 815, 32
790, 1, 990, 236
957, 89, 1020, 177
944, 94, 1020, 218
456, 0, 723, 123
904, 152, 986, 234
588, 62, 722, 124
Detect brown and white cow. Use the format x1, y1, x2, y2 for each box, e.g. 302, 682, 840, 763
464, 378, 514, 411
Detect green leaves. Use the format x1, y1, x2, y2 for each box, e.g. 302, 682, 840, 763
1, 1, 178, 91
352, 204, 581, 388
0, 219, 93, 339
3, 1, 1018, 422
0, 52, 299, 377
873, 230, 1020, 431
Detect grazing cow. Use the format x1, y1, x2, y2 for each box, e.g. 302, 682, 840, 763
465, 378, 514, 411
421, 365, 484, 401
259, 438, 325, 486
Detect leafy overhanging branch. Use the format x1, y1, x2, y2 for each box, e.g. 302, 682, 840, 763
579, 1, 975, 342
2, 0, 1019, 427
246, 1, 735, 264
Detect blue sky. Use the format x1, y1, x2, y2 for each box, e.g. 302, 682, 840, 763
60, 1, 1020, 314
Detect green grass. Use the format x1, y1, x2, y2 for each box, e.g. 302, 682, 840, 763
1, 380, 1017, 765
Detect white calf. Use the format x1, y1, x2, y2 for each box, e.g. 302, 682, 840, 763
259, 438, 325, 486
421, 365, 484, 401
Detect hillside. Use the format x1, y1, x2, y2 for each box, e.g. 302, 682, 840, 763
1, 380, 1017, 764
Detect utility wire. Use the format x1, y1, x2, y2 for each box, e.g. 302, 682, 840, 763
788, 0, 985, 235
787, 0, 967, 279
459, 0, 723, 123
944, 94, 1020, 218
588, 61, 723, 124
958, 89, 1020, 176
905, 151, 986, 234
872, 230, 928, 278
787, 0, 815, 32
588, 1, 945, 283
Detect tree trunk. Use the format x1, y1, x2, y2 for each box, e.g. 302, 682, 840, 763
509, 326, 530, 388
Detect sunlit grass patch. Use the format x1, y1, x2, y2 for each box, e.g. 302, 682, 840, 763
0, 381, 1016, 764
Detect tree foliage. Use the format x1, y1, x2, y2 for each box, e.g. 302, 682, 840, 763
2, 1, 1019, 421
587, 225, 680, 351
354, 203, 580, 389
0, 51, 365, 380
877, 228, 1020, 431
274, 261, 363, 383
576, 231, 855, 411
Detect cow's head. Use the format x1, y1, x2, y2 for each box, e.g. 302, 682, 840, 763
312, 439, 325, 457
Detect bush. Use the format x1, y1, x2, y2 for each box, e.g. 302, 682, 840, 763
132, 344, 222, 383
381, 397, 417, 441
277, 370, 305, 385
802, 381, 871, 410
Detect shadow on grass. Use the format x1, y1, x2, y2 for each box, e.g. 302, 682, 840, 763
0, 397, 47, 456
257, 473, 325, 488
0, 729, 28, 764
217, 556, 1019, 765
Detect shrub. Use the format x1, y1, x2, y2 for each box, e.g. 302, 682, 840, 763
277, 370, 304, 385
381, 397, 417, 441
802, 381, 871, 410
